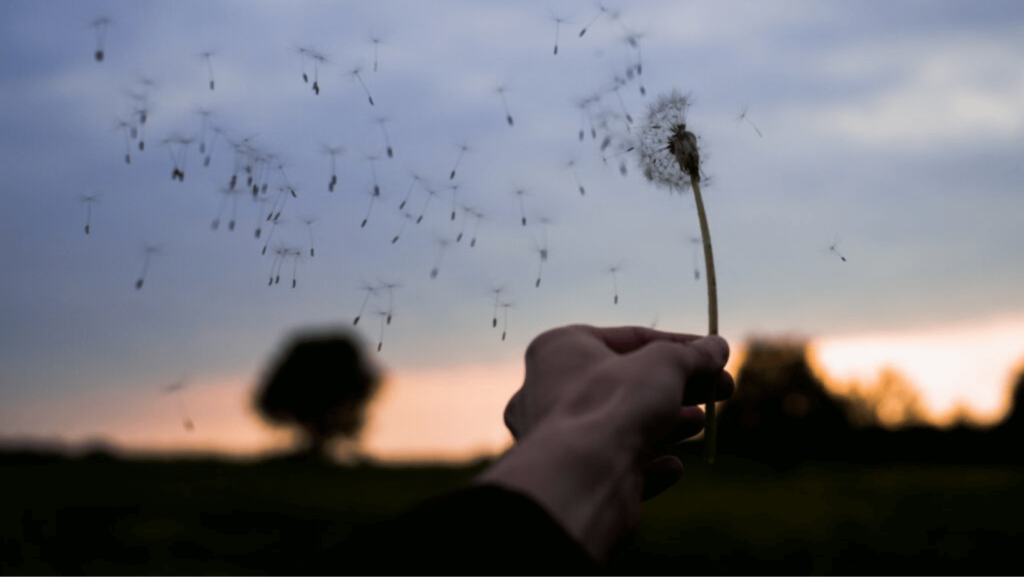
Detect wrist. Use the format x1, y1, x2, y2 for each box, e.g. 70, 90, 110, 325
476, 416, 642, 562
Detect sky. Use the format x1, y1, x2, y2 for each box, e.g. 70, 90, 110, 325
1, 0, 1023, 462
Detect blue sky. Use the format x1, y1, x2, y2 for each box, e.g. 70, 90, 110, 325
1, 1, 1023, 455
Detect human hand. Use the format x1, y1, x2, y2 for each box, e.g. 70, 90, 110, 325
478, 325, 734, 561
504, 324, 734, 497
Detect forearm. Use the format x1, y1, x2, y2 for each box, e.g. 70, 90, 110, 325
475, 416, 642, 562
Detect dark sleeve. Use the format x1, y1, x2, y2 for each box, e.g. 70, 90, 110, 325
341, 484, 598, 575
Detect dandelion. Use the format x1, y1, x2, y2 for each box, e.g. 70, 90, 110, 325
467, 208, 484, 247
369, 34, 384, 72
162, 134, 194, 182
399, 173, 423, 210
360, 184, 382, 229
636, 89, 720, 464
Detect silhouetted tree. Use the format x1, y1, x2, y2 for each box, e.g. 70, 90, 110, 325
996, 364, 1024, 438
717, 338, 863, 466
255, 329, 380, 460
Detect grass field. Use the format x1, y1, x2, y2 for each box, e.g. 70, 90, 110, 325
3, 449, 1022, 575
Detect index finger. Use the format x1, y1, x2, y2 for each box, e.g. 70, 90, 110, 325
579, 325, 705, 354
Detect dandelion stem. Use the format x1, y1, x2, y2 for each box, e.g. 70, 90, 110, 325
690, 174, 720, 464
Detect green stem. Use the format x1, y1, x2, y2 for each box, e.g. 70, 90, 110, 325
690, 175, 719, 465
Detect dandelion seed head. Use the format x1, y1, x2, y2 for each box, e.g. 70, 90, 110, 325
636, 89, 696, 193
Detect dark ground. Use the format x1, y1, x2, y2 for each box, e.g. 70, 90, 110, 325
3, 446, 1022, 575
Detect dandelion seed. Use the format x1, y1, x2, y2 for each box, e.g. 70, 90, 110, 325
577, 4, 607, 37
260, 217, 283, 256
302, 216, 317, 257
267, 244, 288, 286
455, 205, 473, 242
566, 158, 586, 195
211, 186, 241, 231
448, 182, 462, 221
533, 244, 547, 288
374, 309, 390, 351
161, 380, 194, 432
360, 184, 382, 228
162, 134, 194, 182
194, 108, 214, 155
399, 173, 423, 210
353, 282, 379, 325
378, 280, 400, 324
375, 117, 394, 158
622, 32, 645, 94
449, 142, 470, 180
89, 16, 111, 62
321, 144, 345, 192
496, 85, 514, 127
369, 34, 383, 72
735, 105, 763, 137
296, 46, 310, 83
288, 248, 303, 288
251, 195, 269, 239
307, 49, 328, 95
115, 119, 134, 164
500, 301, 513, 341
429, 237, 451, 279
199, 51, 216, 90
513, 188, 528, 226
416, 185, 439, 224
828, 236, 848, 262
348, 65, 375, 106
468, 209, 485, 247
606, 262, 624, 304
390, 210, 415, 244
365, 153, 381, 198
204, 125, 224, 167
489, 286, 504, 328
548, 11, 569, 55
80, 193, 100, 235
135, 244, 161, 290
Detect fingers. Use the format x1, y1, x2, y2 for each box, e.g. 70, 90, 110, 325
580, 325, 705, 354
658, 406, 706, 446
682, 369, 736, 406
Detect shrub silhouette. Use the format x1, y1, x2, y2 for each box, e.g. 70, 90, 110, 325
717, 338, 863, 466
255, 329, 380, 460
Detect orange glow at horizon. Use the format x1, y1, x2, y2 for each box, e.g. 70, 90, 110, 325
808, 315, 1024, 427
3, 316, 1023, 460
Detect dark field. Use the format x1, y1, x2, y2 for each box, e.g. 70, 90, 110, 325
3, 448, 1022, 575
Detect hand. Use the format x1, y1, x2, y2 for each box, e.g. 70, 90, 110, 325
478, 325, 734, 561
506, 324, 734, 496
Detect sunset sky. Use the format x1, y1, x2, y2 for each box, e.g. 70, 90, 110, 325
1, 1, 1022, 462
